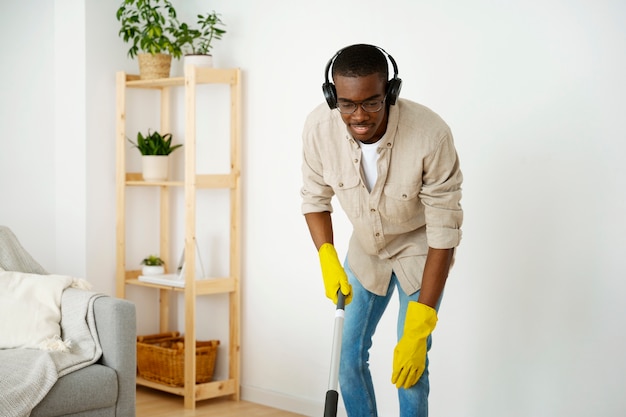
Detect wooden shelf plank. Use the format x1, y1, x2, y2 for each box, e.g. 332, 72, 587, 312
196, 173, 237, 189
136, 376, 185, 395
197, 277, 236, 295
195, 379, 238, 400
125, 172, 237, 189
195, 68, 239, 85
126, 75, 185, 88
125, 68, 238, 88
124, 277, 235, 294
136, 377, 237, 400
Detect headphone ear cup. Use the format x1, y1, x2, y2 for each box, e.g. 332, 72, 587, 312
386, 77, 402, 105
322, 82, 337, 109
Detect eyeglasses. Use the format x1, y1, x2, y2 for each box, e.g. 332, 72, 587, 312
335, 97, 386, 114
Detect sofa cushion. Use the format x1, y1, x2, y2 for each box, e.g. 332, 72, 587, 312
30, 364, 118, 417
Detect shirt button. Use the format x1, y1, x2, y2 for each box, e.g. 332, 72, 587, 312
338, 182, 344, 188
370, 208, 376, 212
375, 232, 380, 237
402, 194, 408, 199
354, 159, 358, 163
386, 142, 392, 147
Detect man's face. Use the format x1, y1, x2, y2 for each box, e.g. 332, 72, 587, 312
334, 73, 389, 144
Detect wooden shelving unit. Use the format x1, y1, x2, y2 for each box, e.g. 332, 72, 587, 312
115, 67, 242, 409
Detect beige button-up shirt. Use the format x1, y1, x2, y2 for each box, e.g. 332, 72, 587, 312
301, 98, 463, 296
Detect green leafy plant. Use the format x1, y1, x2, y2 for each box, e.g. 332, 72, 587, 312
174, 11, 227, 55
116, 0, 182, 59
128, 130, 183, 155
141, 255, 164, 266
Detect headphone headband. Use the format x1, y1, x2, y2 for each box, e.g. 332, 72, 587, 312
322, 44, 402, 109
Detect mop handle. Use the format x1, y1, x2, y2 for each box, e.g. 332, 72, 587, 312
324, 291, 346, 417
336, 291, 346, 310
328, 292, 345, 389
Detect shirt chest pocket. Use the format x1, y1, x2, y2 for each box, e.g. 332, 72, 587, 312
382, 183, 421, 223
324, 173, 362, 218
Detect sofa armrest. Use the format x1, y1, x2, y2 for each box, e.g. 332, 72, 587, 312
93, 296, 136, 417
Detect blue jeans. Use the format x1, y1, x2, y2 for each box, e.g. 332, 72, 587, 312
339, 261, 436, 417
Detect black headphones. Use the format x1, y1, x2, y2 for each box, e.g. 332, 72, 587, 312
322, 44, 402, 110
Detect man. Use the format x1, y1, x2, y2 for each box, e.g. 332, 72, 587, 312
301, 44, 463, 416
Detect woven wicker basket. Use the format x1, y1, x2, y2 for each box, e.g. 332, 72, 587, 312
137, 53, 172, 80
136, 332, 219, 387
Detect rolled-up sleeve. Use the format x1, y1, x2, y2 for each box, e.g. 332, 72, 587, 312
300, 109, 337, 215
420, 132, 463, 249
301, 147, 335, 214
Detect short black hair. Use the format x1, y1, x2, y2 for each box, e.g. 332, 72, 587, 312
331, 44, 388, 82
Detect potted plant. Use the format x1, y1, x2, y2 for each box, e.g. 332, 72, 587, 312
128, 129, 183, 181
174, 11, 227, 69
116, 0, 182, 79
141, 255, 165, 275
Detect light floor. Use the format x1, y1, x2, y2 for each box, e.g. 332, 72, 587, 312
136, 386, 306, 417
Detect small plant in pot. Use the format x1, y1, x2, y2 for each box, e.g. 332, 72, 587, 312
116, 0, 182, 79
128, 129, 183, 182
174, 11, 227, 69
141, 255, 165, 275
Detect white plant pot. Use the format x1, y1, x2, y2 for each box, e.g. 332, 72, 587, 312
142, 155, 169, 182
184, 54, 213, 70
142, 265, 164, 276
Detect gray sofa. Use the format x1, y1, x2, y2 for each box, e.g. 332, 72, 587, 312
0, 226, 136, 417
31, 296, 136, 417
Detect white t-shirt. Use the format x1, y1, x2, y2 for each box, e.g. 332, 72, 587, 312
360, 141, 379, 192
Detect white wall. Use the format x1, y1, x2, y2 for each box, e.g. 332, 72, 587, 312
1, 1, 625, 416
0, 0, 56, 263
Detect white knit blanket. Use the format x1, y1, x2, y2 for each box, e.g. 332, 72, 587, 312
0, 288, 104, 417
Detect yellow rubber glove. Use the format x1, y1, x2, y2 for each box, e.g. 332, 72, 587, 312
391, 301, 438, 389
318, 243, 352, 305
